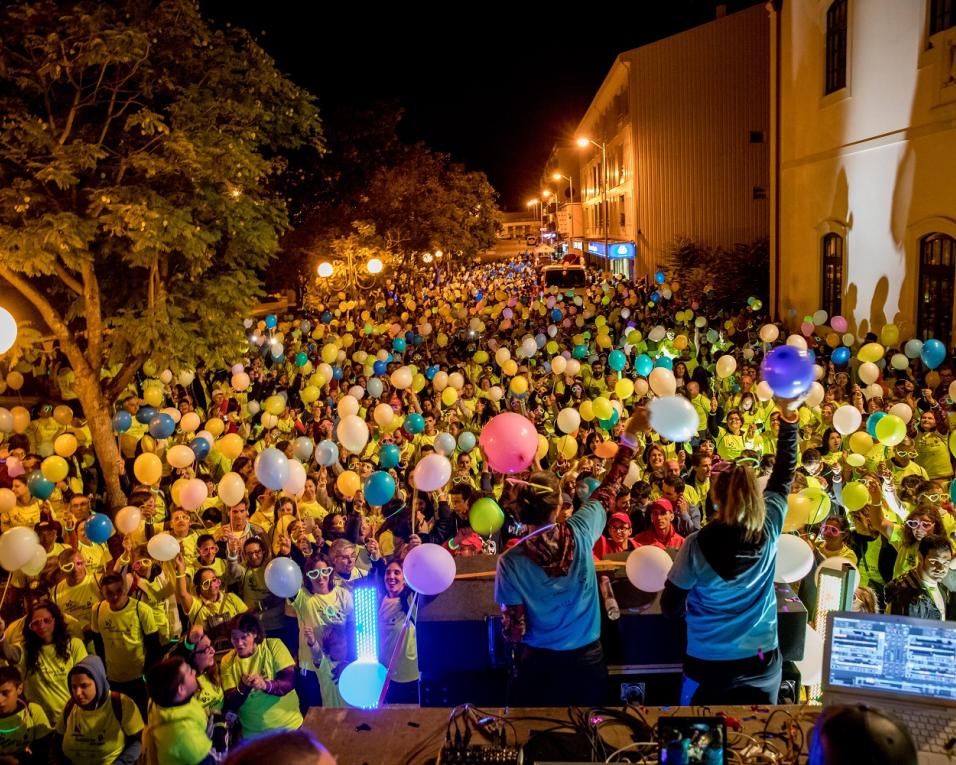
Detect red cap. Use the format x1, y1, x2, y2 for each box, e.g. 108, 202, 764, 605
609, 512, 632, 525
648, 499, 674, 515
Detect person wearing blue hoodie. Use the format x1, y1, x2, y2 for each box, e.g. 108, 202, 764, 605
52, 655, 144, 765
662, 396, 800, 704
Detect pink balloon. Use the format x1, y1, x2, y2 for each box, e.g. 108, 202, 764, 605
6, 457, 24, 478
413, 454, 452, 492
179, 478, 208, 511
479, 413, 539, 474
831, 315, 848, 333
801, 321, 814, 337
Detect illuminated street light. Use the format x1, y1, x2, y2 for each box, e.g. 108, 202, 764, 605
576, 136, 609, 258
434, 250, 443, 259
317, 262, 334, 278
0, 307, 17, 354
552, 171, 576, 246
367, 258, 383, 274
423, 252, 434, 264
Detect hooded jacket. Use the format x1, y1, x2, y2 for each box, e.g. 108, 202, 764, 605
145, 697, 213, 765
67, 655, 110, 710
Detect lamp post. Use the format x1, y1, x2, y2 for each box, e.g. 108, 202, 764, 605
526, 198, 541, 244
576, 137, 609, 262
552, 171, 575, 253
316, 250, 383, 300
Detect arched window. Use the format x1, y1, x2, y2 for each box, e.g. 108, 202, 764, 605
821, 233, 844, 318
825, 0, 848, 94
918, 233, 956, 348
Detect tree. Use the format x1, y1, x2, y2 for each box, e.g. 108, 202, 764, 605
667, 238, 769, 313
0, 0, 323, 506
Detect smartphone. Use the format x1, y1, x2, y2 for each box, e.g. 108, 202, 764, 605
657, 716, 727, 764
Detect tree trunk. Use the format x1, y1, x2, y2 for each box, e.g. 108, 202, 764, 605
71, 361, 126, 510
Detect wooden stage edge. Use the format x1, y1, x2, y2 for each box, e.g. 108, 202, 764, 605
304, 704, 820, 765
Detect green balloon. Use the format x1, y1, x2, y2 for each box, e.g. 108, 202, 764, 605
469, 498, 505, 536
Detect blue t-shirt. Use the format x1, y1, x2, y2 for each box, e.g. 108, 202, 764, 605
495, 499, 605, 651
667, 421, 797, 661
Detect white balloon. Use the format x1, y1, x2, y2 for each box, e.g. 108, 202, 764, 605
804, 382, 825, 408
623, 460, 641, 489
864, 383, 884, 400
373, 403, 395, 427
337, 415, 369, 455
786, 334, 808, 350
648, 396, 698, 442
337, 395, 360, 418
413, 453, 452, 492
403, 543, 456, 596
565, 359, 581, 376
21, 544, 49, 577
759, 324, 779, 343
0, 527, 39, 571
648, 325, 666, 343
448, 372, 465, 390
283, 459, 307, 496
889, 402, 913, 424
556, 407, 581, 434
756, 380, 774, 401
115, 506, 142, 535
147, 533, 181, 562
774, 534, 814, 583
832, 405, 863, 435
551, 356, 567, 375
858, 362, 879, 385
625, 546, 672, 592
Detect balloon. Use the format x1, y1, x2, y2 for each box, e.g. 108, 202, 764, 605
4, 457, 23, 479
336, 470, 361, 498
404, 413, 425, 435
264, 557, 302, 599
364, 471, 396, 506
315, 440, 339, 467
434, 432, 457, 457
804, 381, 825, 408
402, 543, 456, 595
166, 444, 195, 469
336, 395, 359, 419
413, 453, 452, 492
832, 405, 862, 435
390, 366, 413, 390
457, 431, 476, 453
890, 353, 909, 371
115, 506, 142, 535
291, 437, 313, 463
608, 350, 626, 372
874, 414, 905, 446
85, 513, 114, 544
774, 534, 814, 583
442, 387, 459, 406
785, 334, 808, 350
469, 497, 505, 535
648, 325, 666, 343
145, 533, 180, 562
866, 411, 886, 438
858, 343, 885, 363
339, 661, 388, 709
555, 434, 578, 459
189, 437, 211, 462
52, 404, 74, 426
648, 396, 699, 442
366, 377, 384, 398
592, 397, 613, 421
625, 546, 672, 592
795, 625, 825, 685
849, 431, 874, 455
178, 412, 200, 433
635, 354, 653, 376
180, 478, 209, 511
134, 406, 157, 425
0, 488, 15, 513
888, 402, 912, 424
41, 455, 69, 483
715, 355, 737, 379
858, 362, 879, 385
830, 315, 848, 333
26, 470, 54, 500
556, 407, 581, 434
565, 359, 581, 376
831, 346, 851, 366
112, 410, 132, 433
255, 447, 289, 491
648, 367, 677, 397
231, 372, 251, 391
479, 413, 539, 474
921, 338, 946, 369
217, 472, 245, 507
337, 414, 370, 454
20, 544, 48, 577
0, 527, 39, 571
761, 346, 814, 398
143, 387, 164, 408
0, 408, 11, 433
904, 338, 923, 359
216, 433, 244, 461
783, 493, 813, 532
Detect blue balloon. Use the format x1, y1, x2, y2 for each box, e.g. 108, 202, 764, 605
373, 360, 387, 376
364, 471, 396, 506
135, 406, 157, 425
921, 338, 946, 370
608, 350, 627, 372
831, 346, 851, 366
413, 334, 423, 346
367, 378, 384, 398
425, 365, 439, 380
386, 353, 394, 363
655, 271, 666, 285
457, 431, 477, 453
597, 409, 620, 431
112, 410, 132, 433
650, 291, 660, 303
148, 413, 176, 439
405, 331, 415, 342
573, 344, 588, 360
392, 338, 407, 353
379, 443, 401, 470
654, 356, 673, 370
332, 366, 343, 381
551, 308, 563, 321
760, 345, 815, 398
85, 513, 114, 544
255, 446, 289, 491
321, 311, 333, 324
635, 354, 653, 377
866, 411, 886, 439
27, 470, 55, 500
189, 437, 211, 462
404, 412, 425, 435
265, 314, 277, 329
315, 439, 339, 467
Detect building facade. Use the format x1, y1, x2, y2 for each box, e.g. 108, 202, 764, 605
496, 211, 540, 242
565, 4, 769, 280
771, 0, 956, 345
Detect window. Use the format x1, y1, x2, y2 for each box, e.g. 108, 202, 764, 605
749, 131, 766, 143
821, 233, 844, 318
825, 0, 848, 95
918, 234, 956, 348
930, 0, 954, 35
753, 186, 768, 200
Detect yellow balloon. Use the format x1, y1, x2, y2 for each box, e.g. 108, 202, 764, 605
880, 324, 899, 347
857, 343, 885, 363
205, 417, 225, 438
510, 376, 528, 395
336, 470, 361, 498
143, 387, 164, 408
41, 455, 69, 483
321, 343, 339, 364
849, 431, 874, 455
53, 405, 74, 426
134, 453, 163, 485
592, 397, 613, 421
54, 433, 78, 458
264, 395, 286, 416
11, 406, 30, 433
170, 477, 189, 508
536, 435, 549, 461
546, 340, 559, 355
412, 373, 426, 393
615, 378, 635, 399
441, 387, 458, 406
579, 400, 595, 422
502, 359, 518, 377
217, 433, 244, 460
674, 335, 688, 350
556, 435, 578, 459
596, 334, 612, 349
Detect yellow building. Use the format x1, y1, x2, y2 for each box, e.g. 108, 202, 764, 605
568, 4, 770, 280
770, 0, 956, 344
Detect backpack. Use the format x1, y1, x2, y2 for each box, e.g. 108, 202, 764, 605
62, 690, 125, 732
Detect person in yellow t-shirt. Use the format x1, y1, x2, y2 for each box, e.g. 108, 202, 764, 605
55, 655, 144, 765
143, 656, 213, 765
221, 612, 303, 739
3, 477, 43, 530
51, 548, 102, 631
0, 602, 88, 723
297, 475, 328, 523
0, 665, 53, 762
173, 554, 247, 650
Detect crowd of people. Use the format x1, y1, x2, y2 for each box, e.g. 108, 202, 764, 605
0, 255, 954, 763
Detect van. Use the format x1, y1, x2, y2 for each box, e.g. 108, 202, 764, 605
540, 264, 587, 289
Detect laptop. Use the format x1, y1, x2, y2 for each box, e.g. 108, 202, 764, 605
823, 611, 956, 764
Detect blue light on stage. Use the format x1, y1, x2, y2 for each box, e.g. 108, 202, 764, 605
338, 585, 389, 709
354, 586, 379, 662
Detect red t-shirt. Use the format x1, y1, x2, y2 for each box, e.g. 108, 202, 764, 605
632, 527, 685, 550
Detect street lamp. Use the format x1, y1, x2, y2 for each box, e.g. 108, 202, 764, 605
576, 136, 609, 260
526, 198, 541, 242
552, 171, 575, 247
316, 251, 384, 298
0, 307, 17, 354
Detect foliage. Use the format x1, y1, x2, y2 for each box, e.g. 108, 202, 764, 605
0, 0, 324, 387
667, 238, 769, 313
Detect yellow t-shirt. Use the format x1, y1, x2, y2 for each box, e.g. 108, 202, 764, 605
0, 701, 52, 757
90, 598, 159, 682
290, 587, 353, 671
1, 500, 42, 530
297, 499, 328, 523
195, 673, 223, 713
186, 592, 247, 632
58, 691, 144, 765
16, 638, 88, 722
52, 574, 101, 631
220, 638, 303, 737
78, 542, 111, 576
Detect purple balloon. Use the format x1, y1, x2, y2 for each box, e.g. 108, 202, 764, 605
760, 346, 814, 398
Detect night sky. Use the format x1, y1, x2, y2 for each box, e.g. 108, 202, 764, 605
203, 1, 763, 210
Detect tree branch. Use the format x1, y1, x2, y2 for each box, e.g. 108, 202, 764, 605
54, 261, 83, 295
80, 260, 104, 372
105, 355, 147, 402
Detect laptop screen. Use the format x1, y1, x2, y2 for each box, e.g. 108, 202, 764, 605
826, 613, 956, 703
